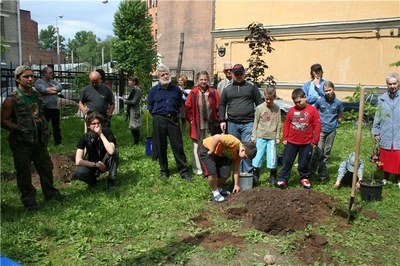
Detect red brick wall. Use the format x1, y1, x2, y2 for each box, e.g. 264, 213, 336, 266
20, 10, 65, 65
156, 1, 213, 79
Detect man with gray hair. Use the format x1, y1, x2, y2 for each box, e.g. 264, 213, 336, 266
35, 66, 63, 145
1, 65, 64, 210
147, 64, 191, 182
217, 62, 233, 96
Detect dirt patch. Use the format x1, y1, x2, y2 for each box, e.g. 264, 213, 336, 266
185, 188, 350, 265
1, 152, 76, 188
191, 211, 215, 228
183, 231, 245, 250
222, 188, 344, 235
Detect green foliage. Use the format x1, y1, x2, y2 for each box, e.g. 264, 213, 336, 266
66, 31, 101, 65
343, 86, 379, 125
389, 45, 400, 67
0, 38, 9, 53
245, 22, 275, 87
38, 25, 66, 51
112, 0, 157, 92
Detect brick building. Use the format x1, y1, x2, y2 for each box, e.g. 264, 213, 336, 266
0, 1, 65, 67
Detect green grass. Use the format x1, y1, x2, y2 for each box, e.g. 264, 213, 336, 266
1, 116, 400, 265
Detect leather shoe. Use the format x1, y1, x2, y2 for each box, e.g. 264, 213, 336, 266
181, 174, 192, 182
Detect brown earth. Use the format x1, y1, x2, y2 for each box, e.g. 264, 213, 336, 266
186, 188, 355, 265
1, 153, 76, 187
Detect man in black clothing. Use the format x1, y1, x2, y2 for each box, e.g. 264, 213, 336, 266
75, 112, 119, 189
147, 64, 191, 182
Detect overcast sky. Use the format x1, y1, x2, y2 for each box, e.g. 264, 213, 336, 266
20, 0, 122, 41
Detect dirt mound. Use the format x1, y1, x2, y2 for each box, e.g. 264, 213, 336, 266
222, 188, 341, 235
1, 153, 76, 187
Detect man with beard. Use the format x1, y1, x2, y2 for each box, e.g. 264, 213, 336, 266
1, 65, 64, 210
78, 71, 115, 129
147, 64, 191, 182
309, 81, 343, 182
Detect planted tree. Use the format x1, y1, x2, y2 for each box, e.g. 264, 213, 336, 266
245, 22, 275, 87
112, 0, 157, 92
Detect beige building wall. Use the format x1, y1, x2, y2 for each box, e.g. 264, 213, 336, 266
213, 0, 400, 93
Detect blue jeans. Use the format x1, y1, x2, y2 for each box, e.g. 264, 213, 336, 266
228, 121, 253, 173
279, 142, 313, 182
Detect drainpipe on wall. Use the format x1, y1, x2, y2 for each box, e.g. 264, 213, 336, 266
16, 0, 22, 65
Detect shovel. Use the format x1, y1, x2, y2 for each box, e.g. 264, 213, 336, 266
348, 86, 365, 224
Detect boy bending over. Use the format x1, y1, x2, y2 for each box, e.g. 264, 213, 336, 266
199, 134, 257, 202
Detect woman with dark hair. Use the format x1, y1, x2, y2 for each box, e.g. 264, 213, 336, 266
302, 63, 327, 105
177, 74, 190, 133
185, 71, 220, 175
124, 75, 142, 144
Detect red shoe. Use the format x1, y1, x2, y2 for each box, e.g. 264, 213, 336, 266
300, 178, 311, 189
277, 180, 287, 189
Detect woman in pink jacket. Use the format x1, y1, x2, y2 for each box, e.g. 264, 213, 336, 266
185, 71, 220, 175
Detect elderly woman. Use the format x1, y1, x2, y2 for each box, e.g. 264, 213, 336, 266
371, 73, 400, 187
185, 71, 220, 175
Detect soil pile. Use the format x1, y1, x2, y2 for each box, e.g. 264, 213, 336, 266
222, 188, 340, 235
1, 153, 76, 186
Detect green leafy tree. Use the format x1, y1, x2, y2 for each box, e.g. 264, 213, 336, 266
38, 25, 65, 51
245, 22, 275, 87
112, 0, 157, 91
389, 45, 400, 67
98, 36, 116, 66
66, 31, 101, 65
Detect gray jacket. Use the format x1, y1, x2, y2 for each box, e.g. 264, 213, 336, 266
35, 79, 62, 109
371, 91, 400, 150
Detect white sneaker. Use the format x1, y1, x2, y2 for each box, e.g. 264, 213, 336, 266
397, 183, 400, 189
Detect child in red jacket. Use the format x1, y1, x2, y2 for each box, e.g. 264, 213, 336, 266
277, 88, 321, 189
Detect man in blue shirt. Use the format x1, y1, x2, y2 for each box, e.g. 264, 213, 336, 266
310, 81, 344, 182
147, 64, 191, 181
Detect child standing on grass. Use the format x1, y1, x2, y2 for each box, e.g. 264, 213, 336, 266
199, 134, 257, 202
277, 88, 321, 189
251, 86, 282, 186
309, 81, 344, 183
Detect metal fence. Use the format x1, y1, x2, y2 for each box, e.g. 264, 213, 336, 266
1, 64, 195, 114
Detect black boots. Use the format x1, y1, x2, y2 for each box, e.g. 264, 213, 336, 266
269, 169, 277, 186
253, 168, 260, 187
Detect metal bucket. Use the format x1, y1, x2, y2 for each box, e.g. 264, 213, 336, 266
239, 173, 253, 190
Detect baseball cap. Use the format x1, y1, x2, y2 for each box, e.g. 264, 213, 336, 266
311, 63, 322, 72
232, 64, 245, 73
15, 65, 32, 78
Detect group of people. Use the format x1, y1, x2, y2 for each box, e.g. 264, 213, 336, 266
1, 62, 399, 209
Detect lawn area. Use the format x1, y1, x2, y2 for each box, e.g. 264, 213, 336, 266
1, 115, 399, 265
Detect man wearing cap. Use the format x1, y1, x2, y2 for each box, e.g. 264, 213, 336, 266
302, 63, 327, 105
219, 63, 264, 173
217, 62, 233, 96
1, 65, 64, 210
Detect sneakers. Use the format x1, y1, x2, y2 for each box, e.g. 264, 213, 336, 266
213, 193, 225, 202
219, 189, 231, 197
277, 180, 286, 189
107, 179, 116, 190
269, 177, 277, 186
300, 178, 311, 189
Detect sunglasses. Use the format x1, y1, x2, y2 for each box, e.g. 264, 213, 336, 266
90, 122, 101, 126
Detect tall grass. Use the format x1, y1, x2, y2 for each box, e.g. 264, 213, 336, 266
1, 115, 399, 265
